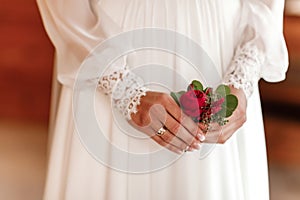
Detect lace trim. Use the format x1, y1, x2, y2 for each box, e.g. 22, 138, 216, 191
98, 67, 148, 120
98, 68, 128, 95
223, 44, 265, 98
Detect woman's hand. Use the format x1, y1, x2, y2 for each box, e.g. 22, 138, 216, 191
204, 86, 247, 144
129, 91, 206, 154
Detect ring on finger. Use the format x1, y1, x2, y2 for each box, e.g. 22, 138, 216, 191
156, 126, 167, 136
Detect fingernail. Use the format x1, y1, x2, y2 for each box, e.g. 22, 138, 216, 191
186, 147, 198, 153
198, 134, 206, 142
197, 143, 202, 149
191, 142, 201, 150
194, 142, 202, 150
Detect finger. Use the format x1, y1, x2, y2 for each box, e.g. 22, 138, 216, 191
151, 133, 183, 154
130, 117, 189, 153
149, 121, 188, 151
203, 130, 222, 143
204, 118, 244, 144
130, 120, 183, 154
150, 116, 201, 151
148, 104, 194, 145
186, 140, 202, 152
163, 113, 199, 148
199, 123, 208, 132
185, 138, 202, 151
164, 98, 206, 140
202, 122, 223, 143
180, 114, 206, 141
152, 127, 190, 151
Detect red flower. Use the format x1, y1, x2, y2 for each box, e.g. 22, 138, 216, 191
179, 90, 207, 117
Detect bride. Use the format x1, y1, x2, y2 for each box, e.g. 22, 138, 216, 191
37, 0, 288, 199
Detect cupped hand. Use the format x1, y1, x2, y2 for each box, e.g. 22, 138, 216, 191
129, 91, 206, 154
204, 86, 247, 144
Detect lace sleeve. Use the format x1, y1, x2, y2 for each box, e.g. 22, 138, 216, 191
223, 43, 265, 98
223, 0, 288, 98
98, 66, 148, 120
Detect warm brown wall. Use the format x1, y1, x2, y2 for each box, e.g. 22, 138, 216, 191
0, 0, 54, 123
260, 15, 300, 167
260, 16, 300, 106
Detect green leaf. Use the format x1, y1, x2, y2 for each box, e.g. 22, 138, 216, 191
191, 80, 203, 91
170, 91, 185, 106
223, 94, 238, 117
225, 109, 234, 118
225, 94, 238, 111
215, 84, 230, 96
217, 106, 231, 118
217, 95, 238, 118
216, 107, 228, 118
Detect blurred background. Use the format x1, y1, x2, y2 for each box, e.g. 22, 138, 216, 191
0, 0, 299, 199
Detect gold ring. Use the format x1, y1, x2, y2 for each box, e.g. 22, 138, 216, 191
156, 127, 166, 136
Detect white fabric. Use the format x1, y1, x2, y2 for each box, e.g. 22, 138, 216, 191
37, 0, 288, 199
98, 67, 148, 120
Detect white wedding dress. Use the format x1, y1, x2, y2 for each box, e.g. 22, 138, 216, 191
37, 0, 288, 199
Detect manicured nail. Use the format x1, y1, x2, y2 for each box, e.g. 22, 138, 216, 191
198, 134, 206, 142
196, 143, 202, 149
190, 142, 201, 150
186, 147, 198, 153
